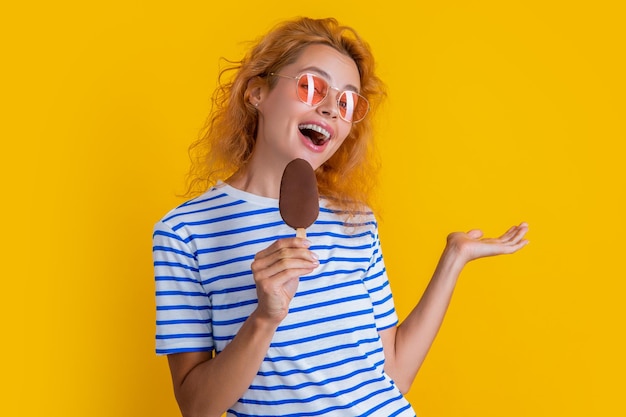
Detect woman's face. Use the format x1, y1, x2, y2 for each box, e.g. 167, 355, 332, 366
254, 44, 361, 171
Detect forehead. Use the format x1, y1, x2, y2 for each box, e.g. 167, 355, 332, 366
286, 44, 361, 89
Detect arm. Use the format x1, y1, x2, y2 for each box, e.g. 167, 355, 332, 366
382, 223, 529, 394
168, 237, 319, 417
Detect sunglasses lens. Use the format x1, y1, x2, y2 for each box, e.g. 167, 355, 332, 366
339, 92, 368, 122
293, 73, 369, 123
296, 74, 328, 106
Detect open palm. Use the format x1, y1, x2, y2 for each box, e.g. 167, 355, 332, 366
446, 222, 529, 264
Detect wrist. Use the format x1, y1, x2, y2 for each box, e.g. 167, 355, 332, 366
438, 243, 469, 276
248, 309, 283, 333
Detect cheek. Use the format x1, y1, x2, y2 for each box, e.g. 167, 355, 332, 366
261, 88, 290, 116
273, 84, 301, 110
327, 129, 351, 157
336, 124, 353, 145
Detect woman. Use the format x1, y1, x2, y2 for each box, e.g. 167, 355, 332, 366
153, 17, 529, 417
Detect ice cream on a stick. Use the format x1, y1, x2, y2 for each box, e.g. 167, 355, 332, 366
279, 158, 319, 238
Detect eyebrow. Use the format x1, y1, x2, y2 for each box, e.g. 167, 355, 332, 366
298, 66, 360, 92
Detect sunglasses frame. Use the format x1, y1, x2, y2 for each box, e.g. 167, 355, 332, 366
269, 72, 369, 123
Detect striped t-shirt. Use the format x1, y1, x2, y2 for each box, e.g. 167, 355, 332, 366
153, 183, 416, 416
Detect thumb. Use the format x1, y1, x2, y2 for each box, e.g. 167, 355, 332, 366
467, 229, 483, 239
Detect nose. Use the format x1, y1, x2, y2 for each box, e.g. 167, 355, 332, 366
316, 89, 340, 119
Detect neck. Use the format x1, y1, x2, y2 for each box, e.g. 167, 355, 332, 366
226, 153, 285, 199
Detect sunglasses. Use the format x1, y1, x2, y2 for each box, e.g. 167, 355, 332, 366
269, 72, 369, 123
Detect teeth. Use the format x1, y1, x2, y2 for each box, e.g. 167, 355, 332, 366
299, 123, 331, 141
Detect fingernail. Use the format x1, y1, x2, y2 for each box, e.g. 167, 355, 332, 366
310, 252, 319, 261
302, 239, 312, 247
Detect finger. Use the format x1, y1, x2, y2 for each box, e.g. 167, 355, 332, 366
254, 237, 312, 262
252, 249, 319, 281
255, 265, 317, 298
267, 254, 319, 276
500, 222, 529, 244
250, 245, 319, 282
257, 266, 317, 289
500, 238, 529, 254
505, 223, 529, 245
498, 225, 519, 242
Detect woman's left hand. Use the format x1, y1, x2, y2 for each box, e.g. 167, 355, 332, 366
445, 222, 529, 265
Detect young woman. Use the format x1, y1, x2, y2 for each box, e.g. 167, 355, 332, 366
153, 17, 529, 417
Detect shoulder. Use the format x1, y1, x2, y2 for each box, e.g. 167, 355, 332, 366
155, 184, 236, 230
320, 198, 378, 227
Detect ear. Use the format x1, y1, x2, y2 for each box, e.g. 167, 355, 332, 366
246, 76, 266, 107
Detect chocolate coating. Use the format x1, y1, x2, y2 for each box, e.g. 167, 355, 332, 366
279, 158, 320, 229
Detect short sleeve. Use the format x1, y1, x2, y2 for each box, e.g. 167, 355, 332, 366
153, 221, 213, 355
363, 221, 398, 331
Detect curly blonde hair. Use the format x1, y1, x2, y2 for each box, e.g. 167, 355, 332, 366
186, 17, 387, 215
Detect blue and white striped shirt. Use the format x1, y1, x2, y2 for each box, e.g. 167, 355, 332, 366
153, 183, 416, 416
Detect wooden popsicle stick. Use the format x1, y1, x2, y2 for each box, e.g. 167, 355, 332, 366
296, 228, 306, 238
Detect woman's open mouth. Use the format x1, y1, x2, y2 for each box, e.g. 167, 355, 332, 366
299, 123, 331, 146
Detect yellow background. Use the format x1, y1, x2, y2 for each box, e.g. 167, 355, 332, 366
2, 1, 624, 416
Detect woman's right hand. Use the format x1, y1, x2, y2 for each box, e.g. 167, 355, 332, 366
250, 237, 319, 323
